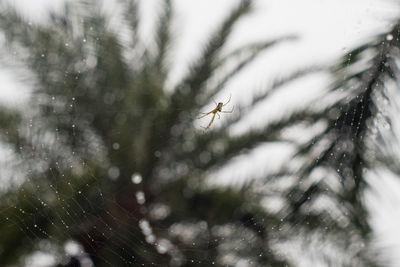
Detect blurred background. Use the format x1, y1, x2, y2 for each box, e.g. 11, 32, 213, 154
1, 0, 400, 266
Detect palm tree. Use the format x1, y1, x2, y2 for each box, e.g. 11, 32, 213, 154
0, 0, 397, 266
0, 0, 295, 265
262, 20, 400, 267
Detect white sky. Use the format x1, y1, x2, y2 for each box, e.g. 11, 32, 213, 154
2, 0, 400, 266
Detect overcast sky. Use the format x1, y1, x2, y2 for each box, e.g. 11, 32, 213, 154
2, 0, 400, 266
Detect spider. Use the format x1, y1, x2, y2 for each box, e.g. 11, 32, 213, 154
197, 94, 234, 130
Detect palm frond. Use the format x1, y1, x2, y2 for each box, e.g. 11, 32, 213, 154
169, 0, 252, 114
203, 37, 298, 103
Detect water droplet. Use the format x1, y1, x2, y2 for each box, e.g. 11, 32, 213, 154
108, 166, 120, 180
146, 234, 155, 244
112, 142, 120, 150
386, 34, 393, 41
136, 191, 146, 205
131, 173, 142, 184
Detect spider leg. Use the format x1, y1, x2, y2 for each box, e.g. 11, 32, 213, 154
197, 109, 215, 119
217, 112, 221, 119
202, 113, 216, 130
223, 94, 231, 106
221, 105, 234, 113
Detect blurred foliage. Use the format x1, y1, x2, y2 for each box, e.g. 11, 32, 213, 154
0, 0, 398, 266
